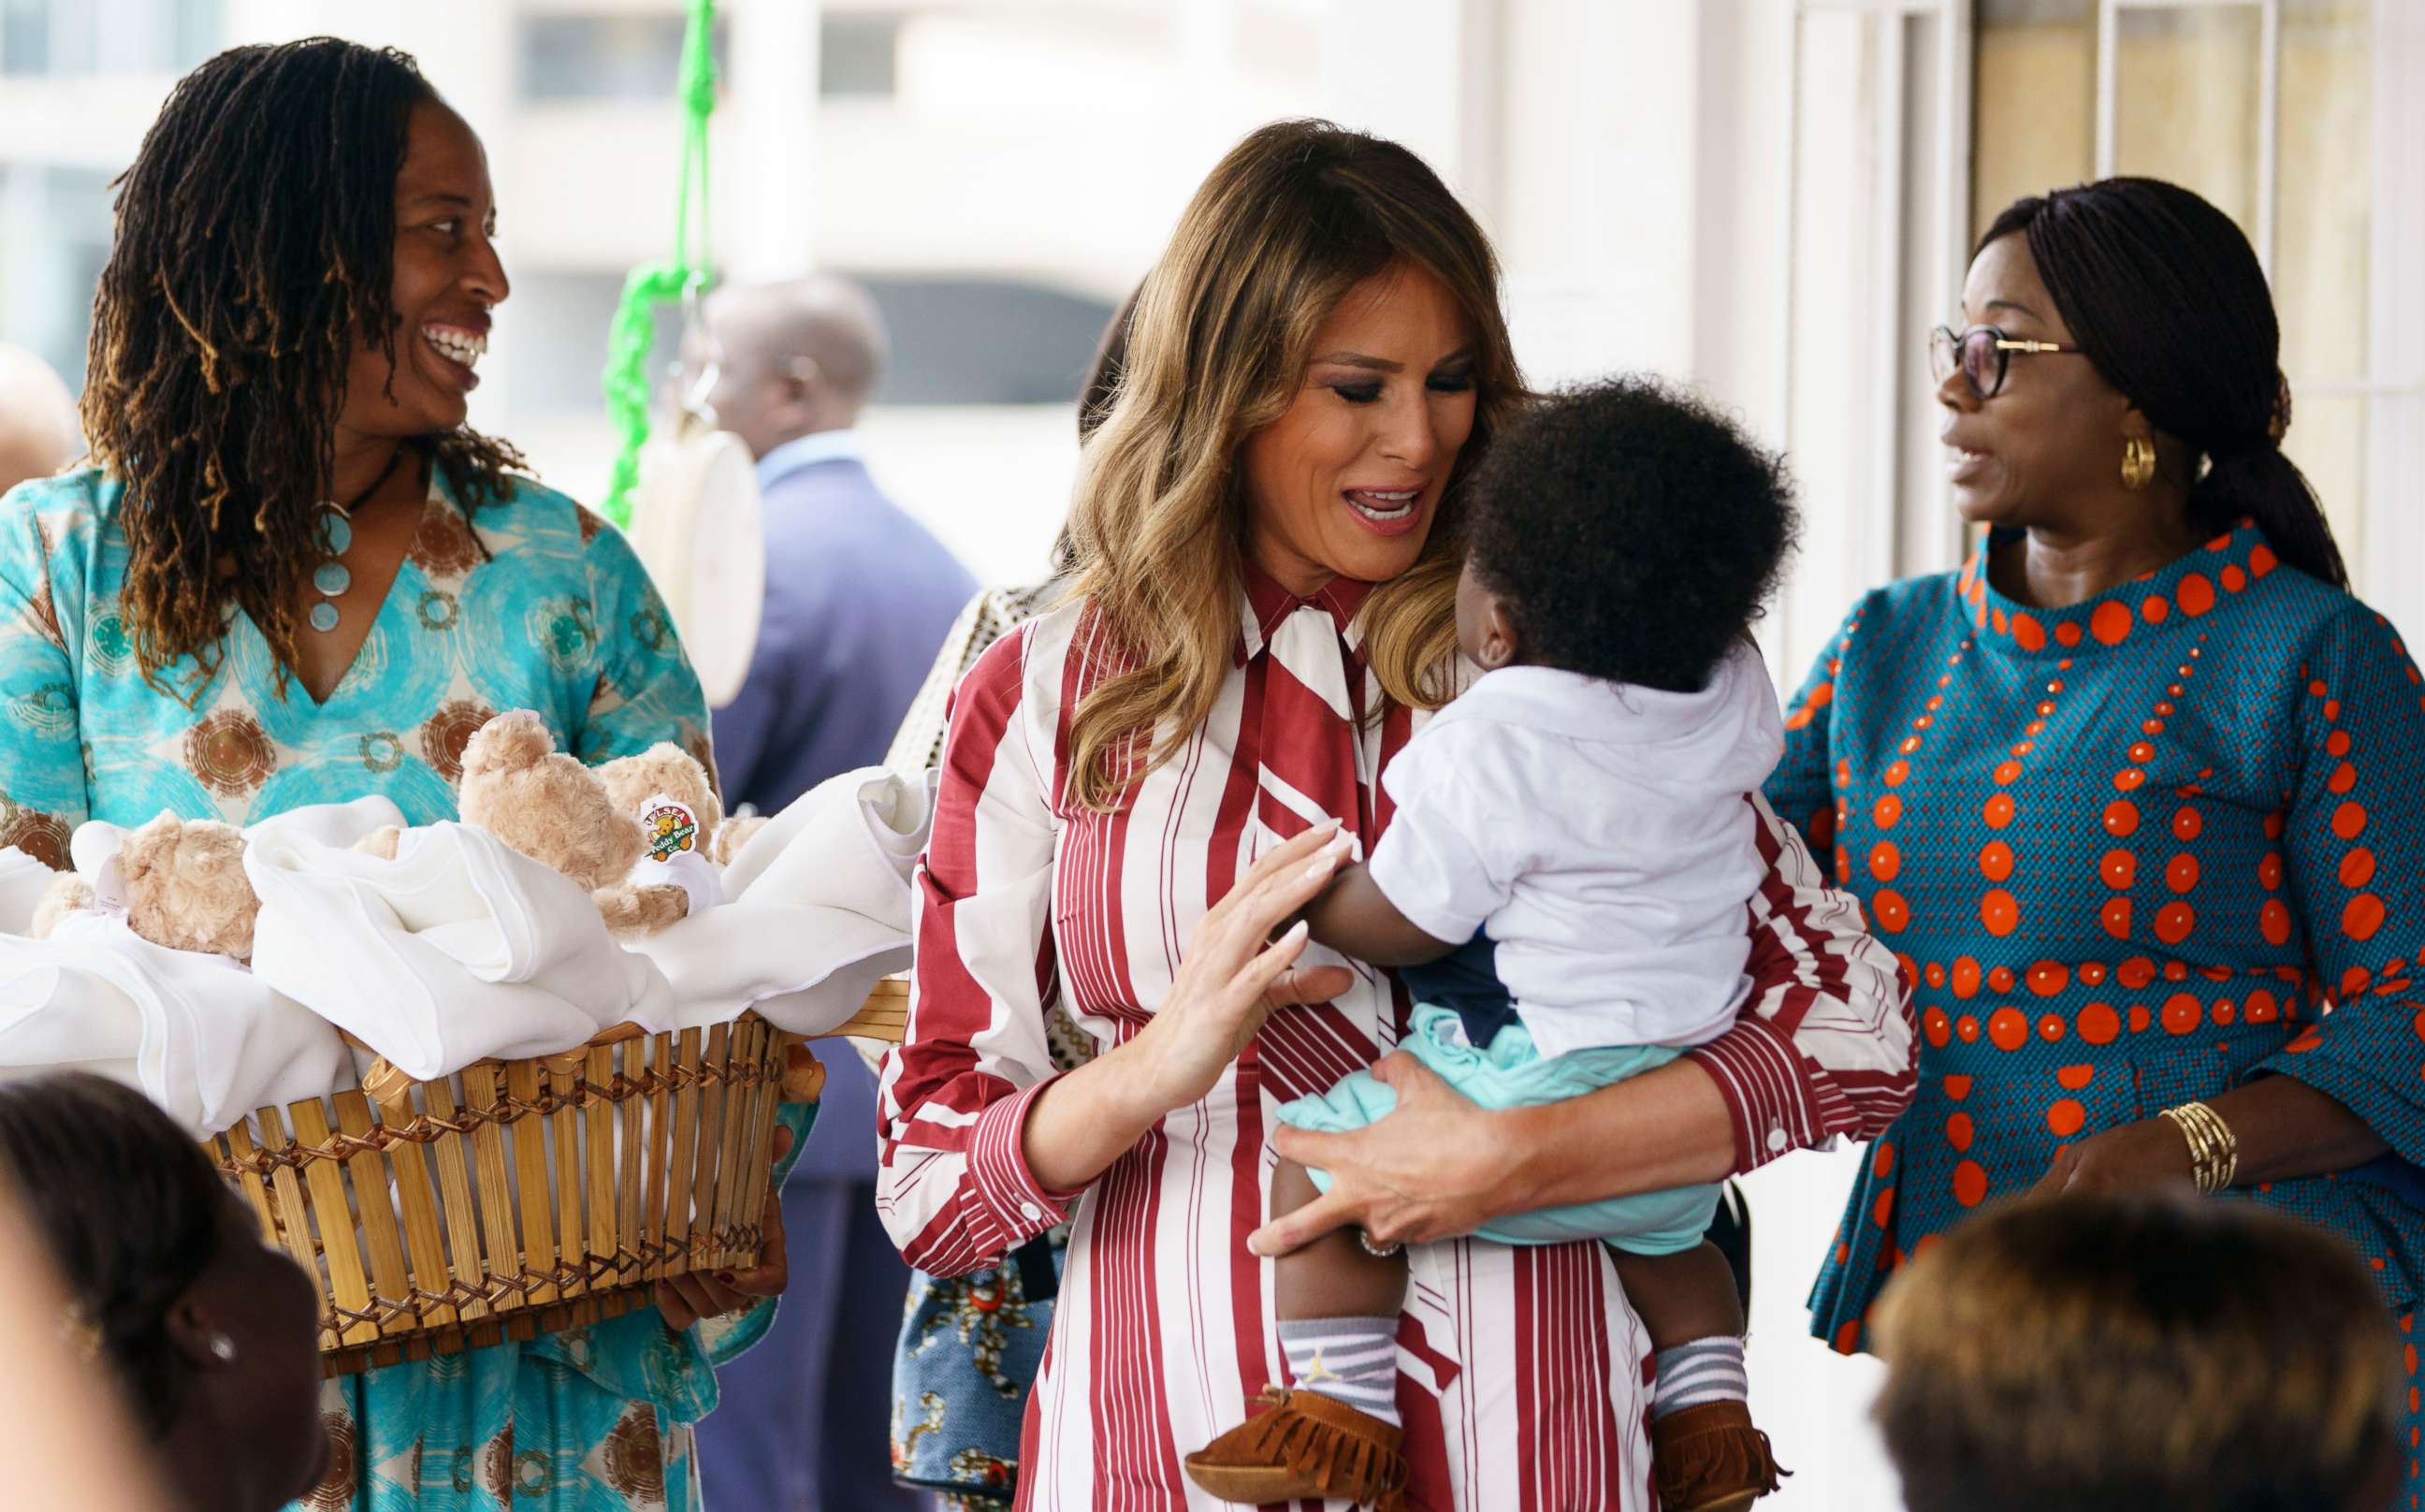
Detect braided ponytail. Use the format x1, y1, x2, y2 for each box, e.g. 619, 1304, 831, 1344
2199, 441, 2346, 588
1981, 179, 2347, 589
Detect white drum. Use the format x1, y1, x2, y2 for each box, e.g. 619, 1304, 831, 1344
626, 427, 765, 709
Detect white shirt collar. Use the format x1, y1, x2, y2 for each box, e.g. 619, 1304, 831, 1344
755, 429, 864, 491
1441, 644, 1774, 749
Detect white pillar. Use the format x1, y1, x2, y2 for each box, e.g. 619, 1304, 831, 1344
1180, 0, 1241, 166
724, 0, 821, 281
1315, 0, 1501, 226
1404, 0, 1712, 388
1576, 0, 1705, 379
2365, 0, 2425, 641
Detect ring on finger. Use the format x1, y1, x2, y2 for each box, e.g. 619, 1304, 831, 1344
1358, 1228, 1403, 1259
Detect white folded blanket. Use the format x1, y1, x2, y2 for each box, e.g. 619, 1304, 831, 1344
246, 821, 672, 1083
0, 915, 353, 1138
244, 766, 930, 1079
622, 765, 931, 1037
0, 769, 928, 1130
69, 794, 410, 877
0, 801, 408, 1137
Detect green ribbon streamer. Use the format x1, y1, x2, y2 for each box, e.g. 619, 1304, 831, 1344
599, 0, 719, 528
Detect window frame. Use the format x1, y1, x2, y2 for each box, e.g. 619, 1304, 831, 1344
1782, 0, 2422, 638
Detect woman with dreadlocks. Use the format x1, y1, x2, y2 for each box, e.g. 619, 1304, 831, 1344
0, 36, 793, 1511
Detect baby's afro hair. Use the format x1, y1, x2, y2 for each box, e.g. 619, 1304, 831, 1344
1464, 375, 1798, 692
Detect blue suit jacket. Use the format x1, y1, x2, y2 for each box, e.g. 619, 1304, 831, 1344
711, 447, 975, 1184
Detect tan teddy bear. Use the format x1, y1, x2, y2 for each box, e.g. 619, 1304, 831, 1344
595, 742, 766, 870
349, 712, 733, 937
29, 812, 260, 959
26, 872, 95, 938
714, 814, 771, 865
592, 739, 739, 929
356, 710, 720, 938
594, 743, 724, 870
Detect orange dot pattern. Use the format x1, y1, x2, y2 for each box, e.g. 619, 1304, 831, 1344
1791, 523, 2425, 1390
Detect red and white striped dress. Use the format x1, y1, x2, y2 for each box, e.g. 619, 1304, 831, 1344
878, 571, 1915, 1511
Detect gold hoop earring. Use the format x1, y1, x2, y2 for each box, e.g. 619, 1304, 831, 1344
2122, 436, 2156, 491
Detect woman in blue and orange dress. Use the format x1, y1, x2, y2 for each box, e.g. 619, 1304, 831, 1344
1770, 176, 2425, 1489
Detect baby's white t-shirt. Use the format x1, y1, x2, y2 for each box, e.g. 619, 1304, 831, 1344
1365, 641, 1784, 1060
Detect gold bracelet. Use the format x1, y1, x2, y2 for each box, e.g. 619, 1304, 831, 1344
2187, 1101, 2241, 1192
2157, 1101, 2239, 1194
2158, 1107, 2210, 1189
2156, 1106, 2214, 1190
2164, 1103, 2233, 1192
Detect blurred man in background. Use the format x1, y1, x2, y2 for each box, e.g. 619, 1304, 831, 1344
0, 344, 80, 496
695, 275, 969, 1512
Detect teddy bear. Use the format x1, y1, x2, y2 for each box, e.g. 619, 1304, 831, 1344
26, 873, 94, 939
591, 735, 768, 867
28, 812, 260, 959
713, 814, 771, 865
355, 711, 722, 938
594, 742, 724, 870
592, 738, 735, 929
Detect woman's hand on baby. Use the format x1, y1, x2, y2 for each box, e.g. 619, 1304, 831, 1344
655, 1125, 794, 1330
1250, 1053, 1515, 1255
1121, 821, 1358, 1122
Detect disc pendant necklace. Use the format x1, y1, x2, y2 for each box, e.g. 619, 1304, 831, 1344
309, 449, 406, 633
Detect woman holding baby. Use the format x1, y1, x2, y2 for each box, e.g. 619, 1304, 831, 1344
879, 119, 1914, 1511
0, 37, 788, 1512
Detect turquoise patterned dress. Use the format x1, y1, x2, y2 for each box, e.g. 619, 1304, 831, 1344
0, 465, 791, 1510
1771, 521, 2425, 1490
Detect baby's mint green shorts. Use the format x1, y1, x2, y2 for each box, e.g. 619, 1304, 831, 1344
1278, 1003, 1722, 1254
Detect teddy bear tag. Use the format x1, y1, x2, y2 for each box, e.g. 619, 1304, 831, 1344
638, 793, 701, 865
90, 854, 130, 916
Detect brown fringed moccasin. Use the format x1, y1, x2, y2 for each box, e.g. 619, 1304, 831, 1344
1183, 1386, 1409, 1510
1651, 1400, 1788, 1512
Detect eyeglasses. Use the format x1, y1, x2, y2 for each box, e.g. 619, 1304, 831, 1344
1929, 325, 2087, 400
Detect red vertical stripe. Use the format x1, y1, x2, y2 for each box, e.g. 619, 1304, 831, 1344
1217, 660, 1279, 1425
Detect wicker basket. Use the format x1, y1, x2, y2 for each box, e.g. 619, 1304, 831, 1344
211, 979, 912, 1377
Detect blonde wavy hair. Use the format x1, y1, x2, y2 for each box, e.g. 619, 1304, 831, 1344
1062, 119, 1527, 811
1872, 1192, 2400, 1512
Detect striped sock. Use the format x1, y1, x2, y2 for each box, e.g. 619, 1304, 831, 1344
1279, 1316, 1401, 1428
1650, 1336, 1749, 1420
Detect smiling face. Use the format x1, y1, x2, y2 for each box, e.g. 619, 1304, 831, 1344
1939, 233, 2142, 534
336, 98, 507, 443
1239, 262, 1478, 594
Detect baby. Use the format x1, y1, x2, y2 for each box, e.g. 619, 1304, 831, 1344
1186, 377, 1799, 1512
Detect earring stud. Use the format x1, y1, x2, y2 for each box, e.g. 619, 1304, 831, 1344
208, 1332, 238, 1362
